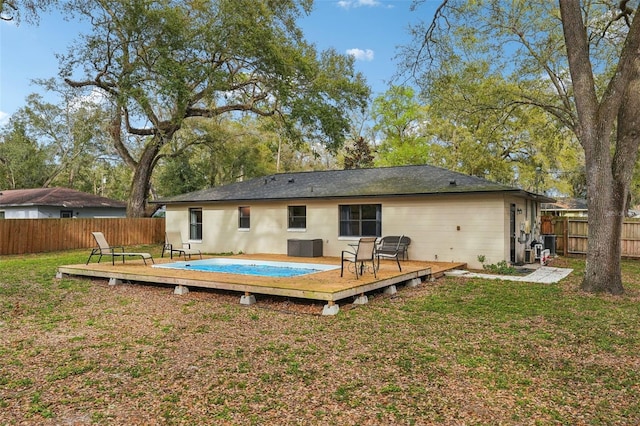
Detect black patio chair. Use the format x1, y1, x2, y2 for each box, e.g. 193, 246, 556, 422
376, 234, 405, 272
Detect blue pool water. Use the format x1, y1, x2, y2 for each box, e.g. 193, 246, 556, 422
153, 258, 339, 278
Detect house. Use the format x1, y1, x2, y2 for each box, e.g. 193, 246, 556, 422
158, 165, 555, 269
541, 198, 588, 217
0, 187, 127, 219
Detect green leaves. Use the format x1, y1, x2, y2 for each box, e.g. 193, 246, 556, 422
59, 0, 369, 214
371, 86, 431, 166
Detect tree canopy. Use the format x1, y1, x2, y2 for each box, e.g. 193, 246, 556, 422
0, 0, 52, 23
0, 81, 116, 192
405, 0, 640, 294
60, 0, 369, 216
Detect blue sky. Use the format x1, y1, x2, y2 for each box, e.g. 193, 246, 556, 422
0, 0, 432, 124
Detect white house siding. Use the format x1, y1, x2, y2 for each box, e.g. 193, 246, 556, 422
0, 206, 126, 219
166, 201, 333, 256
1, 208, 40, 218
39, 206, 127, 218
379, 194, 507, 268
165, 193, 542, 269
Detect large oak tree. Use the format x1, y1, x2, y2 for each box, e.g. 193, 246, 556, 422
61, 0, 369, 216
408, 0, 640, 294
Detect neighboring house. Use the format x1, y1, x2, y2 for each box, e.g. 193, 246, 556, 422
158, 165, 555, 269
0, 187, 127, 219
541, 198, 588, 218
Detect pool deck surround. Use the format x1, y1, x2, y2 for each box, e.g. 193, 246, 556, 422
57, 254, 466, 315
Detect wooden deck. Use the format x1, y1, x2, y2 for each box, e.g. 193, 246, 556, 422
57, 254, 465, 313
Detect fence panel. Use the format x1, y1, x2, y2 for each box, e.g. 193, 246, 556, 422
542, 216, 640, 258
567, 219, 588, 254
0, 218, 165, 255
621, 220, 640, 258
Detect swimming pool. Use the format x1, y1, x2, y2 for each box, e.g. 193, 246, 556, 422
153, 258, 340, 278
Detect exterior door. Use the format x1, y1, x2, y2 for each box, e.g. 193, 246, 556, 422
510, 204, 516, 263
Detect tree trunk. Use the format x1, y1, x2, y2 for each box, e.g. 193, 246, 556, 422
586, 63, 640, 292
581, 162, 624, 294
559, 0, 640, 294
126, 137, 163, 218
583, 60, 640, 294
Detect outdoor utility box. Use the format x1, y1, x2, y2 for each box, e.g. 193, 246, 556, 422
525, 249, 534, 264
287, 239, 323, 257
542, 235, 557, 256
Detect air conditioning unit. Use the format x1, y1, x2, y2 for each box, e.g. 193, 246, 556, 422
542, 235, 557, 256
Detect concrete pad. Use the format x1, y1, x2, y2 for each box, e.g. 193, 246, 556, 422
406, 278, 422, 287
524, 267, 573, 283
451, 266, 573, 284
444, 270, 470, 277
240, 294, 256, 305
322, 303, 340, 316
384, 285, 397, 295
353, 295, 369, 305
174, 285, 189, 295
108, 277, 122, 286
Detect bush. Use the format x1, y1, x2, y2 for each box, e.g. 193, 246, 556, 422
483, 260, 517, 275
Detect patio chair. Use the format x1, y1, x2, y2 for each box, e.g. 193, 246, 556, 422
376, 234, 404, 272
340, 237, 377, 279
162, 231, 202, 260
86, 232, 154, 265
399, 236, 411, 260
377, 235, 411, 261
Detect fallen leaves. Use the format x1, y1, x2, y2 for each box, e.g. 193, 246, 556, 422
1, 255, 640, 425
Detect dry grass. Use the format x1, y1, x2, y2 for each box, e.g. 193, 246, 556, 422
1, 249, 639, 425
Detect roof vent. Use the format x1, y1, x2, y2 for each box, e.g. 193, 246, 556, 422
288, 178, 295, 183
449, 179, 457, 186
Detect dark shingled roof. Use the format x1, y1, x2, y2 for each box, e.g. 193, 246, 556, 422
0, 187, 126, 208
157, 164, 554, 204
541, 198, 588, 211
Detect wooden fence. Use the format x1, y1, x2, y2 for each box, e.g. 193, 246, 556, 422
542, 216, 640, 258
0, 218, 165, 255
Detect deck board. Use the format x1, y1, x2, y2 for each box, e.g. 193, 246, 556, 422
57, 254, 465, 303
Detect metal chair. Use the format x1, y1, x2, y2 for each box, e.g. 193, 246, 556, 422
162, 231, 202, 260
376, 234, 404, 272
87, 232, 154, 265
340, 237, 377, 279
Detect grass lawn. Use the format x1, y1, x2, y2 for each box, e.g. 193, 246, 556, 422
1, 249, 639, 425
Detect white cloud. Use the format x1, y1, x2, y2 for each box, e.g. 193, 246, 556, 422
346, 48, 374, 61
337, 0, 381, 9
0, 111, 9, 126
69, 87, 108, 112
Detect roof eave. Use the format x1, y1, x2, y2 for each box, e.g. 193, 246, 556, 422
157, 188, 555, 204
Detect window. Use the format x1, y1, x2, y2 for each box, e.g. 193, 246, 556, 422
239, 206, 250, 229
339, 204, 381, 237
189, 208, 202, 240
288, 205, 306, 229
0, 211, 5, 219
60, 210, 73, 218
